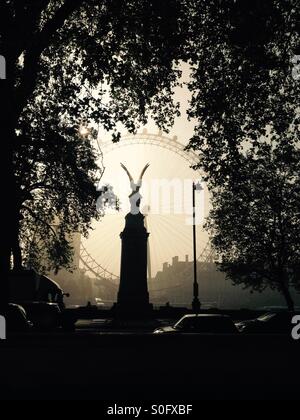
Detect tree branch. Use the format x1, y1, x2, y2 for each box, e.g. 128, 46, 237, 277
22, 205, 58, 238
15, 0, 85, 118
32, 0, 85, 57
28, 182, 57, 193
13, 0, 51, 59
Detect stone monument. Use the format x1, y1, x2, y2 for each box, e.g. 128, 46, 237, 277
116, 163, 153, 318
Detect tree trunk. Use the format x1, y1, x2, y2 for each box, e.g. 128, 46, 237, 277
0, 54, 17, 309
12, 244, 23, 271
12, 216, 23, 271
0, 127, 15, 309
280, 282, 295, 312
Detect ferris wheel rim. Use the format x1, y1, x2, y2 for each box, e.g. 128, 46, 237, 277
99, 132, 203, 171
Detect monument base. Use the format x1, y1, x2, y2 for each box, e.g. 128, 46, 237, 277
108, 317, 160, 330
113, 302, 154, 320
116, 212, 153, 320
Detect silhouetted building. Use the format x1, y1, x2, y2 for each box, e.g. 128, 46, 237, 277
149, 255, 300, 309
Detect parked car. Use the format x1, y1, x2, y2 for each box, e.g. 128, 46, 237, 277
154, 314, 239, 334
20, 302, 61, 331
95, 298, 106, 307
235, 312, 297, 334
9, 269, 76, 331
9, 269, 69, 311
0, 304, 33, 333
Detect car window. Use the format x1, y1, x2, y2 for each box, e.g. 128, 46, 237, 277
174, 317, 189, 329
175, 317, 236, 333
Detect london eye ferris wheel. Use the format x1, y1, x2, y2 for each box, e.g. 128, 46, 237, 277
80, 130, 211, 288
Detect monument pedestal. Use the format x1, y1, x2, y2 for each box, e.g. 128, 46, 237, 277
116, 212, 153, 319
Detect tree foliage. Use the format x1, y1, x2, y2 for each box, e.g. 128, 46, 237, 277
2, 0, 184, 133
206, 138, 300, 310
186, 0, 299, 186
0, 0, 186, 275
14, 106, 102, 273
183, 0, 300, 307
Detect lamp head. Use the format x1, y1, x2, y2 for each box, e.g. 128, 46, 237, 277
194, 181, 203, 191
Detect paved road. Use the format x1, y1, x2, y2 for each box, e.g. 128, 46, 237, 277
0, 330, 299, 400
75, 319, 159, 334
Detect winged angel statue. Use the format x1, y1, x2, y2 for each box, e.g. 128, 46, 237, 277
120, 163, 150, 215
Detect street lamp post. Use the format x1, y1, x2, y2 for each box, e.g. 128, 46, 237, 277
192, 181, 203, 313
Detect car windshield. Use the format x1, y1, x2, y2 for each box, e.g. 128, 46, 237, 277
174, 318, 187, 329
257, 313, 276, 322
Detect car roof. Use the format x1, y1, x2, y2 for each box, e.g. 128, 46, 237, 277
181, 314, 230, 319
40, 275, 63, 292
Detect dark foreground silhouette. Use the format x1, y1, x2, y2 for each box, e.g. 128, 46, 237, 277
0, 333, 299, 401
